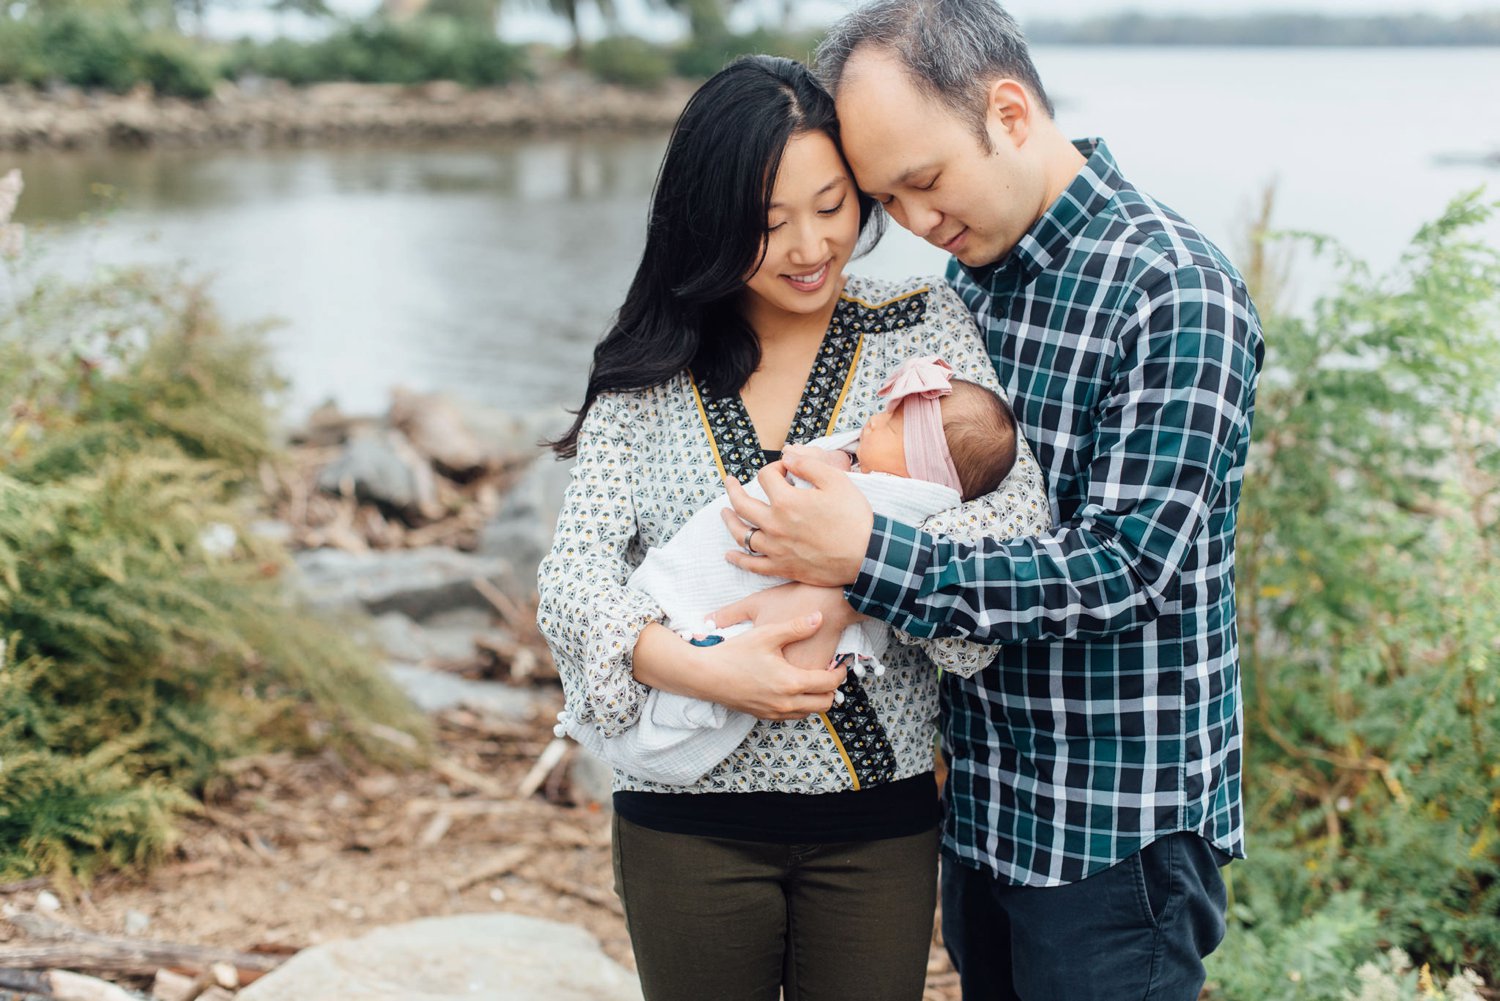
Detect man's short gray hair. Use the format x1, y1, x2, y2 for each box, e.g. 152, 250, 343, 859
815, 0, 1054, 144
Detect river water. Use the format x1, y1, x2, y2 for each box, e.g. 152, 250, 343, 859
8, 46, 1499, 418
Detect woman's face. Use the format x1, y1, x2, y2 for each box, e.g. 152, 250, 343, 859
742, 130, 860, 322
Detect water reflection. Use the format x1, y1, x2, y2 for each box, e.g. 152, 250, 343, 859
5, 47, 1498, 418
10, 136, 672, 416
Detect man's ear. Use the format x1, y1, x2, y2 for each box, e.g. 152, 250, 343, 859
985, 78, 1033, 149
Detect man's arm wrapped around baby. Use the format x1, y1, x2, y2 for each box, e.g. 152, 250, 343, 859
559, 461, 964, 786
896, 436, 1053, 677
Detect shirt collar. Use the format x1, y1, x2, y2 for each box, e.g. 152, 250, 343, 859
961, 137, 1125, 291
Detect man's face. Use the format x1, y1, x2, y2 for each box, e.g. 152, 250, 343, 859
835, 49, 1044, 269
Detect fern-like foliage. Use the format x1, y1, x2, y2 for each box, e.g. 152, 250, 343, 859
0, 261, 428, 886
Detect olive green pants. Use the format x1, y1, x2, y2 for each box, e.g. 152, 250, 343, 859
611, 815, 939, 1001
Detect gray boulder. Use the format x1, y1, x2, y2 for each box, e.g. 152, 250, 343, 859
293, 546, 518, 620
316, 428, 440, 519
389, 387, 492, 479
385, 663, 543, 721
481, 454, 576, 598
236, 913, 641, 1001
448, 402, 569, 469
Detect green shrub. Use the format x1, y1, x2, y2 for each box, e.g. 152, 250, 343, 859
0, 19, 47, 85
0, 247, 428, 886
586, 35, 672, 90
671, 29, 749, 79
134, 32, 219, 99
0, 10, 221, 96
1212, 190, 1500, 991
224, 36, 323, 86
669, 27, 824, 80
33, 10, 141, 91
227, 18, 530, 87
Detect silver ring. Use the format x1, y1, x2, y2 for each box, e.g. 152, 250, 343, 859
742, 527, 760, 556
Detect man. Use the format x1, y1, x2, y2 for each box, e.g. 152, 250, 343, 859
717, 1, 1265, 998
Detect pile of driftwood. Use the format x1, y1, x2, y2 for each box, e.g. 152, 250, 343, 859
0, 908, 283, 1000
264, 388, 536, 554
0, 705, 610, 1001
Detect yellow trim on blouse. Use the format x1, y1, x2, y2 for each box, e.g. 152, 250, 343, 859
689, 377, 728, 482
818, 712, 862, 792
837, 285, 931, 312
826, 333, 865, 434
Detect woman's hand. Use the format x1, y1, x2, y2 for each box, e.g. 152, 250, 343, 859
781, 443, 853, 472
712, 583, 860, 671
632, 616, 848, 720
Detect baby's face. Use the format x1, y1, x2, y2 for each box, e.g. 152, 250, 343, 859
857, 404, 909, 477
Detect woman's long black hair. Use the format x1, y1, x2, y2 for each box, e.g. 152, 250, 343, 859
550, 55, 882, 457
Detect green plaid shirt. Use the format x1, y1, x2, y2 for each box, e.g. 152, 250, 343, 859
847, 139, 1263, 886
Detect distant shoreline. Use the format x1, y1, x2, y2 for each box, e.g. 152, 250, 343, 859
1027, 11, 1500, 47
0, 78, 692, 153
1030, 40, 1500, 48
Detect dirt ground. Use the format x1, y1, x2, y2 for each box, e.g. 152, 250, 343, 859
0, 695, 963, 1000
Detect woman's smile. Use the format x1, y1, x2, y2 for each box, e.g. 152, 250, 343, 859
783, 261, 831, 291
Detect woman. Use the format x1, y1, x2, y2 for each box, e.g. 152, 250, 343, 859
537, 56, 1048, 1001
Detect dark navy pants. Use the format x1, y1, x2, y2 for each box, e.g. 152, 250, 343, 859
942, 831, 1230, 1001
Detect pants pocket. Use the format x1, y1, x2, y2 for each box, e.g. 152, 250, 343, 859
1131, 834, 1178, 931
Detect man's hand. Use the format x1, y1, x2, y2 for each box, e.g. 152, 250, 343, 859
713, 582, 861, 671
721, 456, 874, 586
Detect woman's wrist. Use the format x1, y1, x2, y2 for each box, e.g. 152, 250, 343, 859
632, 623, 715, 700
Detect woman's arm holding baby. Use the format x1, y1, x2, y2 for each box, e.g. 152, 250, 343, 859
631, 607, 850, 720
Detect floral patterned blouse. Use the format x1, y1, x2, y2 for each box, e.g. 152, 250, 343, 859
537, 274, 1051, 795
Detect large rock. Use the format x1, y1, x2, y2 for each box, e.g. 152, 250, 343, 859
481, 454, 576, 598
236, 913, 641, 1001
316, 428, 440, 519
293, 546, 519, 619
366, 610, 513, 665
385, 663, 543, 721
389, 388, 492, 479
449, 402, 569, 469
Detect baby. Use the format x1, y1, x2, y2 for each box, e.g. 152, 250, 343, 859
788, 356, 1017, 501
557, 356, 1019, 785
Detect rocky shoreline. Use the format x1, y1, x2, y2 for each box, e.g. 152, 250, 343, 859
0, 77, 693, 151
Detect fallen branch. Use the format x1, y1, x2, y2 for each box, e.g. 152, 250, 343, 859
430, 756, 509, 799
41, 970, 137, 1001
1, 915, 283, 980
198, 807, 278, 863
470, 577, 528, 632
445, 845, 534, 894
417, 810, 453, 848
530, 871, 622, 916
516, 738, 571, 800
0, 972, 46, 994
402, 798, 529, 819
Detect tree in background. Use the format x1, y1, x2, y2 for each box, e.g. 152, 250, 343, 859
543, 0, 617, 61
418, 0, 498, 28
8, 0, 330, 34
662, 0, 729, 42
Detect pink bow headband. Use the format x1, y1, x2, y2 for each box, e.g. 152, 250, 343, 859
877, 355, 962, 494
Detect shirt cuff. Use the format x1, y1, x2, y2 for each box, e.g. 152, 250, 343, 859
845, 514, 934, 637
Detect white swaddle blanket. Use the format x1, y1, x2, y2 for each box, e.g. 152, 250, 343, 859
558, 431, 961, 786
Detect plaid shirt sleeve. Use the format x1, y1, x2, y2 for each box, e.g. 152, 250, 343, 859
847, 264, 1260, 643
